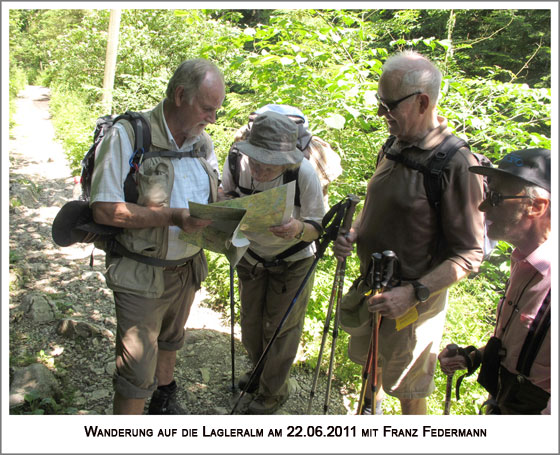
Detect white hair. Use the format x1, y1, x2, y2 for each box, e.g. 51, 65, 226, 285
525, 185, 550, 200
524, 184, 551, 218
382, 50, 442, 106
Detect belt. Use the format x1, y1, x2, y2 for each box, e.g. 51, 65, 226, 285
107, 239, 202, 270
163, 258, 194, 271
108, 239, 199, 268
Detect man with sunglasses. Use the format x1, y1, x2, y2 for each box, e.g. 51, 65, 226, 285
439, 148, 551, 414
334, 51, 486, 414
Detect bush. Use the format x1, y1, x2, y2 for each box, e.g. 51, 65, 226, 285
48, 86, 103, 174
9, 62, 27, 131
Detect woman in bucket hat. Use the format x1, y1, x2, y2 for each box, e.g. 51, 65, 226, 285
221, 111, 326, 414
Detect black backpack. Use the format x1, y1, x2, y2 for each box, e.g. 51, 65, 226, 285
80, 111, 151, 203
53, 110, 208, 268
227, 148, 303, 206
377, 134, 497, 260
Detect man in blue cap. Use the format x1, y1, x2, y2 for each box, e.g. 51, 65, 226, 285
439, 148, 551, 414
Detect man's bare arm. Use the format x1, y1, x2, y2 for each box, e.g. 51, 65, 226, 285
91, 201, 211, 233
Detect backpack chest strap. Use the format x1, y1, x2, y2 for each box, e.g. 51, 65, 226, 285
142, 149, 207, 160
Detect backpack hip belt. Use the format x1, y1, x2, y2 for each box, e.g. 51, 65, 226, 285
106, 238, 201, 268
247, 239, 313, 267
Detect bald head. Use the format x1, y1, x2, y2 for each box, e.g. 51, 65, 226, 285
381, 51, 442, 107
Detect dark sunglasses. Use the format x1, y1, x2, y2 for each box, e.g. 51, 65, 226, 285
375, 90, 421, 112
485, 190, 532, 207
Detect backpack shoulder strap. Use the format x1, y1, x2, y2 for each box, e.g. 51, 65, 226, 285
283, 167, 301, 207
115, 111, 152, 167
424, 134, 469, 214
516, 289, 551, 377
113, 111, 151, 203
379, 134, 468, 211
375, 135, 397, 169
228, 147, 241, 187
226, 146, 253, 196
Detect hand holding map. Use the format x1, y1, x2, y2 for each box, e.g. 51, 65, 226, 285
179, 181, 295, 265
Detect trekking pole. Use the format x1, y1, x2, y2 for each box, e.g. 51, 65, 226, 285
357, 250, 397, 415
357, 252, 383, 415
307, 195, 359, 414
321, 274, 345, 415
230, 195, 358, 414
229, 264, 237, 392
368, 251, 396, 410
443, 343, 458, 415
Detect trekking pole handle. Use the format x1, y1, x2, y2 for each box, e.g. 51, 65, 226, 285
340, 195, 360, 236
446, 343, 459, 360
381, 250, 397, 291
372, 253, 383, 294
443, 343, 458, 415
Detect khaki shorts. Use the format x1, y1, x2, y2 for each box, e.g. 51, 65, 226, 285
112, 253, 206, 399
348, 290, 448, 399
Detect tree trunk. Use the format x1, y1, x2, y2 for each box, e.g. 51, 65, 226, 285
102, 9, 121, 113
444, 9, 456, 73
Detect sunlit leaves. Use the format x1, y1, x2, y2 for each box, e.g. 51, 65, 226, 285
324, 113, 346, 129
363, 90, 377, 106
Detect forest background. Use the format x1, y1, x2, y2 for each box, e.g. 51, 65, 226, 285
8, 6, 553, 415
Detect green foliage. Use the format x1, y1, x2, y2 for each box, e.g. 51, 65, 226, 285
204, 251, 236, 314
9, 7, 552, 415
9, 59, 27, 132
361, 9, 551, 88
48, 86, 101, 174
18, 390, 78, 416
440, 78, 551, 157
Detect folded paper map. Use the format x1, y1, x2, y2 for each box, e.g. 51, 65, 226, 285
179, 181, 295, 265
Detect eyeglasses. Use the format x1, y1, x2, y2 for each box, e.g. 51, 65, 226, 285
375, 90, 422, 112
485, 190, 532, 207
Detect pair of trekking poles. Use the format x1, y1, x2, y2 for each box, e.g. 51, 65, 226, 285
229, 194, 360, 414
353, 250, 398, 415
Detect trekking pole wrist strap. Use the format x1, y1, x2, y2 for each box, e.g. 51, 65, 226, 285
455, 345, 482, 400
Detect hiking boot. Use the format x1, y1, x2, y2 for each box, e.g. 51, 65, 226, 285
238, 371, 259, 394
147, 380, 186, 415
246, 393, 290, 415
246, 379, 295, 415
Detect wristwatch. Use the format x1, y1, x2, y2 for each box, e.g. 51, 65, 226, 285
295, 221, 305, 240
411, 281, 430, 303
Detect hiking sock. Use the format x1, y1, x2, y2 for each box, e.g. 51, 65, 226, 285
148, 380, 185, 415
375, 398, 383, 415
361, 397, 372, 415
157, 380, 177, 394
